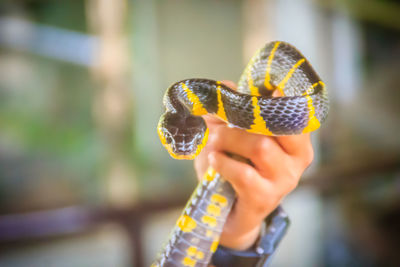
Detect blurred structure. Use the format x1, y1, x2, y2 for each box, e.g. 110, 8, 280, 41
86, 0, 137, 207
0, 0, 399, 267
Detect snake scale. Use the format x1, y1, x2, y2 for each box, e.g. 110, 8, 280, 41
154, 41, 329, 267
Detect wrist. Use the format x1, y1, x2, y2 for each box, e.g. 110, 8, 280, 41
212, 206, 290, 267
219, 223, 262, 250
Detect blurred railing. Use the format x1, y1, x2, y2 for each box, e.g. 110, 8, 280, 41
1, 152, 399, 266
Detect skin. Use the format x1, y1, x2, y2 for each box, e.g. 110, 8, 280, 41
194, 81, 314, 250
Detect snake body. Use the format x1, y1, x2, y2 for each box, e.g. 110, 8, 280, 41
154, 41, 329, 267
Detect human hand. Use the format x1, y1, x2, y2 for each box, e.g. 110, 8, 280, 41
194, 81, 314, 250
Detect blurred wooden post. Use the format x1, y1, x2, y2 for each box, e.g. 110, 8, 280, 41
86, 0, 137, 207
242, 0, 275, 62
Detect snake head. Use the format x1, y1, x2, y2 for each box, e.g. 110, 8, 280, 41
157, 112, 209, 160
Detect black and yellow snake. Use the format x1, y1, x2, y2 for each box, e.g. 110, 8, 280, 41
154, 41, 329, 267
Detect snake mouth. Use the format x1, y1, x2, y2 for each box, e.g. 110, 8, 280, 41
161, 141, 197, 160
170, 143, 198, 159
170, 128, 209, 160
170, 153, 196, 160
160, 129, 209, 160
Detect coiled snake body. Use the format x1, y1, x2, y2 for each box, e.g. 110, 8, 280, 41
154, 41, 329, 267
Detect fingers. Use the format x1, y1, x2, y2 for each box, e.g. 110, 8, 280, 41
221, 80, 237, 90
207, 125, 311, 194
275, 134, 314, 166
208, 151, 269, 199
207, 125, 285, 171
208, 151, 283, 221
203, 114, 225, 127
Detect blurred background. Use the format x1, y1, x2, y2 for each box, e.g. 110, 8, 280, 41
0, 0, 399, 266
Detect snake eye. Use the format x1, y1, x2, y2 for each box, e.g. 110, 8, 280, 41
165, 133, 173, 144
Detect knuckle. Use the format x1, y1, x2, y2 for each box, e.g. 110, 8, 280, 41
243, 166, 256, 180
240, 168, 254, 185
286, 175, 300, 192
235, 166, 256, 189
212, 127, 226, 144
303, 144, 314, 167
209, 130, 222, 147
253, 138, 270, 158
226, 165, 255, 190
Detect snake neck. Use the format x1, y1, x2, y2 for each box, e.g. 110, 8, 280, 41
164, 79, 219, 117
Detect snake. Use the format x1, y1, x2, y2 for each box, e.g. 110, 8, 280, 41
153, 41, 329, 267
